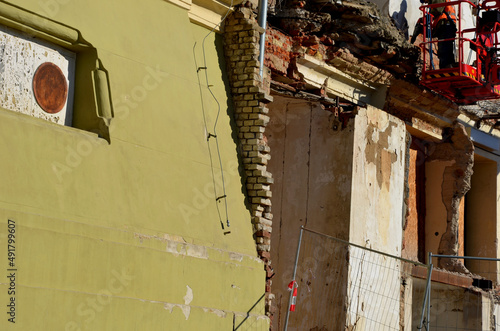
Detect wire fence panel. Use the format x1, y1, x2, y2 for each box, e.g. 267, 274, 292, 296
284, 228, 429, 331
428, 284, 486, 330
427, 255, 500, 331
285, 228, 349, 331
348, 246, 411, 330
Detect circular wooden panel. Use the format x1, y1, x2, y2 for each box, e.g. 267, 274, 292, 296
33, 62, 68, 114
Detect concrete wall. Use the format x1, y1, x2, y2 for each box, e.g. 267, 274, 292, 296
465, 151, 499, 281
413, 281, 487, 330
425, 160, 454, 256
267, 95, 355, 330
267, 101, 409, 329
349, 106, 407, 254
0, 1, 267, 330
347, 106, 407, 329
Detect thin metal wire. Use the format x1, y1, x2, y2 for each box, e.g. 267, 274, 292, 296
193, 0, 234, 229
193, 49, 225, 229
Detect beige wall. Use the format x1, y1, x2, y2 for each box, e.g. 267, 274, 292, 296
347, 106, 408, 328
349, 106, 407, 254
425, 160, 452, 256
465, 152, 499, 280
267, 95, 355, 330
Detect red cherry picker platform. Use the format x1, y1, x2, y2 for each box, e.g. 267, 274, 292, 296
420, 0, 500, 104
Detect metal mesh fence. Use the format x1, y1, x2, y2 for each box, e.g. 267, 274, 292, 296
427, 254, 500, 331
427, 284, 489, 331
284, 227, 429, 331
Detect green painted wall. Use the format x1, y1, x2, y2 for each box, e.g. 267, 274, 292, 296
0, 0, 267, 329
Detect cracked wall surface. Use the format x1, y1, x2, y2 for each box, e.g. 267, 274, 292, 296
266, 96, 355, 329
427, 122, 475, 272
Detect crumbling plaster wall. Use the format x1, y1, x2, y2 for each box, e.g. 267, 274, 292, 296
385, 78, 478, 272
349, 105, 407, 254
266, 95, 354, 330
426, 122, 474, 272
344, 106, 409, 329
265, 99, 412, 329
224, 2, 485, 328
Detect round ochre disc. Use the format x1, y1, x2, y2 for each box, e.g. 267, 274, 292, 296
33, 62, 68, 114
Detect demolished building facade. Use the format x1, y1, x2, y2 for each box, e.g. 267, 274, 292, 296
222, 0, 500, 329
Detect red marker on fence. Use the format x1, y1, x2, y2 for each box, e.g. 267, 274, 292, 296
288, 280, 298, 312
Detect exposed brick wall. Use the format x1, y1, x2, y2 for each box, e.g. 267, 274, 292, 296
223, 6, 275, 322
264, 24, 394, 88
265, 27, 292, 76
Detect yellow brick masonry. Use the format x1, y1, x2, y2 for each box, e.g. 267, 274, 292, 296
223, 5, 275, 320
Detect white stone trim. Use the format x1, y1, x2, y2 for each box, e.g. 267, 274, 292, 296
165, 0, 242, 31
166, 0, 192, 10
296, 55, 385, 106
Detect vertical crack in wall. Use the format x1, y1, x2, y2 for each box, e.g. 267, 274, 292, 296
427, 121, 474, 272
402, 132, 412, 232
276, 101, 288, 327
223, 5, 275, 322
304, 104, 313, 228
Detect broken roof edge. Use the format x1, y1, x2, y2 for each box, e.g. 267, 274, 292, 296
269, 0, 420, 75
385, 78, 459, 118
263, 2, 500, 139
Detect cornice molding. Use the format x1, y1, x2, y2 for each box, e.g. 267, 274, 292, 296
165, 0, 243, 31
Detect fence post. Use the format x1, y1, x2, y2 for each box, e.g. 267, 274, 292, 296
418, 252, 433, 330
427, 252, 433, 331
284, 226, 304, 331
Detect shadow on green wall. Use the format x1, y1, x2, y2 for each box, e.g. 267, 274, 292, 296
72, 47, 112, 143
234, 293, 266, 330
214, 33, 254, 217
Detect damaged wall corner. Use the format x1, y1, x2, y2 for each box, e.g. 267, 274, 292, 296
223, 4, 276, 320
426, 122, 474, 272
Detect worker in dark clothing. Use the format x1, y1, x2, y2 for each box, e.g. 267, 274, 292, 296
410, 18, 424, 44
411, 0, 457, 68
431, 0, 458, 68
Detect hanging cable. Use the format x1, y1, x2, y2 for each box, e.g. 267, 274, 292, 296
193, 0, 234, 232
